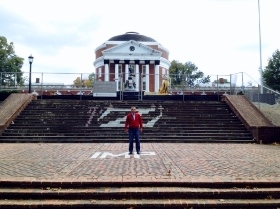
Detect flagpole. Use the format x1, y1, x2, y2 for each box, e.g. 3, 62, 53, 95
258, 0, 264, 93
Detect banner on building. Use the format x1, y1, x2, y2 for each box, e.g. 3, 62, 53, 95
92, 81, 116, 97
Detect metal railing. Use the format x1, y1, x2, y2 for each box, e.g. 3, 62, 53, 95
0, 71, 279, 104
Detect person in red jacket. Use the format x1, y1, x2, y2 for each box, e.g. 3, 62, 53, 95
125, 106, 143, 155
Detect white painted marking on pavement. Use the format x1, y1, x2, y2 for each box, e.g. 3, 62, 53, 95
90, 151, 156, 159
91, 152, 101, 158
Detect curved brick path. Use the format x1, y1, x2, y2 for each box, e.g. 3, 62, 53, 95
0, 143, 280, 183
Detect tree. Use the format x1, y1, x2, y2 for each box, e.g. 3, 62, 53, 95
72, 73, 95, 88
73, 77, 82, 88
0, 36, 24, 86
169, 60, 211, 87
263, 49, 280, 91
88, 72, 95, 83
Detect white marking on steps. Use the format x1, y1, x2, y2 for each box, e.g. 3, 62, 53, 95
98, 107, 162, 128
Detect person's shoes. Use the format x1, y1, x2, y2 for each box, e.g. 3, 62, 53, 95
129, 152, 133, 155
137, 152, 140, 155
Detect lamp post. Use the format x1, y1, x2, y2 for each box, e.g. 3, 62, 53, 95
28, 55, 34, 93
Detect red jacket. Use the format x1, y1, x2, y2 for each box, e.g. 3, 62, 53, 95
125, 112, 143, 129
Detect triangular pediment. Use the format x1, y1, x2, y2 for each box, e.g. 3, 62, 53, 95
102, 40, 161, 57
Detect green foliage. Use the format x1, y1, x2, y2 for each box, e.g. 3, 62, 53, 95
0, 90, 19, 101
169, 60, 211, 87
0, 36, 24, 86
0, 90, 19, 94
88, 72, 95, 81
263, 49, 280, 91
72, 73, 95, 88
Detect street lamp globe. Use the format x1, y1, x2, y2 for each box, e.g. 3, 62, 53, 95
28, 55, 34, 64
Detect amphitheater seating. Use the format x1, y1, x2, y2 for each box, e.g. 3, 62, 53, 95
0, 98, 274, 208
0, 99, 255, 143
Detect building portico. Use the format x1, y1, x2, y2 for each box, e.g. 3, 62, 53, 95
93, 32, 170, 93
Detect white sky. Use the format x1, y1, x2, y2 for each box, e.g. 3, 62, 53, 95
0, 0, 279, 85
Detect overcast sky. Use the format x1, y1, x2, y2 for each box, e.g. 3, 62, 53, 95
0, 0, 279, 85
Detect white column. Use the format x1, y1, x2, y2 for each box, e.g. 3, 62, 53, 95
125, 64, 129, 81
135, 64, 139, 91
155, 64, 159, 92
98, 68, 101, 80
145, 64, 150, 92
105, 64, 109, 81
115, 64, 119, 91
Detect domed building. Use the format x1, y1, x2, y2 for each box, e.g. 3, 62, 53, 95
93, 32, 171, 92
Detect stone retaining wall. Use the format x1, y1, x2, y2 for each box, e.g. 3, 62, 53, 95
223, 95, 280, 143
0, 94, 33, 134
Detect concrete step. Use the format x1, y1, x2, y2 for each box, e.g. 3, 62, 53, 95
1, 198, 279, 208
1, 132, 253, 137
2, 186, 280, 199
0, 184, 279, 208
3, 129, 249, 134
0, 136, 255, 143
6, 125, 249, 129
1, 99, 255, 143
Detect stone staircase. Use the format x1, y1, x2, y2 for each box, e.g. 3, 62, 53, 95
0, 181, 279, 208
0, 99, 255, 143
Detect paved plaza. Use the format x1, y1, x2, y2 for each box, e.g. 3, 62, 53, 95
0, 143, 280, 183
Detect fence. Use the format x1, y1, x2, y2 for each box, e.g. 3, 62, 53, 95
0, 71, 279, 105
230, 72, 280, 108
0, 72, 93, 96
0, 72, 235, 94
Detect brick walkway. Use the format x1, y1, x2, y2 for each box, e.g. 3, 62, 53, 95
0, 143, 280, 183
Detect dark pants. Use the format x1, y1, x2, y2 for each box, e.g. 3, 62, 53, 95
128, 128, 140, 153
